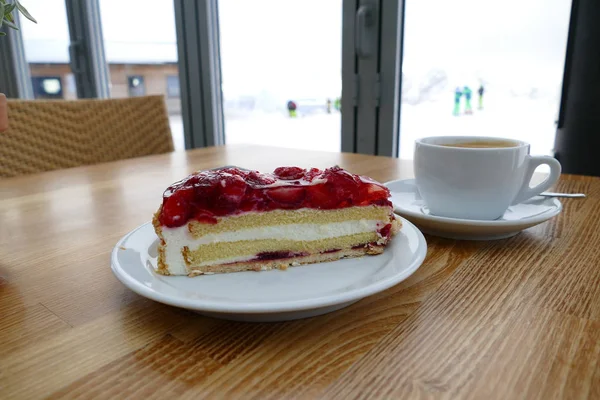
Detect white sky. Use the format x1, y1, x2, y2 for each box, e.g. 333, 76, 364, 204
218, 0, 342, 99
403, 0, 571, 91
19, 0, 571, 100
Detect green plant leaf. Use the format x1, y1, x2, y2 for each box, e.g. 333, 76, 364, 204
0, 31, 5, 36
4, 2, 15, 15
0, 3, 5, 30
5, 10, 14, 23
15, 0, 36, 23
3, 17, 17, 30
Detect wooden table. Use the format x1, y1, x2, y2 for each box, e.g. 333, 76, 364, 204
1, 144, 599, 399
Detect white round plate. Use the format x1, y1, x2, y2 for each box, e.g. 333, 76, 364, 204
111, 216, 427, 322
385, 179, 562, 240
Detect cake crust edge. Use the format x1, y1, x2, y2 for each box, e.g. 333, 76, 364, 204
153, 206, 171, 275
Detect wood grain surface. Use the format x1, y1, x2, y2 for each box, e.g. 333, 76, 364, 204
1, 144, 599, 399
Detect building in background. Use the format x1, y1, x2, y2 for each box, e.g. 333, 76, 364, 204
22, 0, 181, 115
29, 63, 180, 112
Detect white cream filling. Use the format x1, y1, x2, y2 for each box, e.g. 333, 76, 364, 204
161, 219, 384, 275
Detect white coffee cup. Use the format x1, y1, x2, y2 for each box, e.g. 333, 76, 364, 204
414, 136, 561, 220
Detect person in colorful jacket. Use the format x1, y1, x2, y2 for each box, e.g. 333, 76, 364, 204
453, 87, 463, 116
478, 85, 485, 110
287, 100, 297, 118
463, 86, 473, 114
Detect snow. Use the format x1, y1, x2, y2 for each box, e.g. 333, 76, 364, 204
398, 93, 559, 159
169, 110, 342, 154
170, 89, 557, 165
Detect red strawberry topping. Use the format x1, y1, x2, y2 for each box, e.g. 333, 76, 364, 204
265, 186, 306, 205
158, 166, 392, 227
273, 166, 306, 180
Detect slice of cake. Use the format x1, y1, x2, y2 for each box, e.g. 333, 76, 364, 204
152, 166, 401, 276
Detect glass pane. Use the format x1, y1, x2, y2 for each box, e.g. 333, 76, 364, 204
399, 0, 572, 160
218, 0, 342, 152
99, 0, 184, 150
21, 1, 78, 100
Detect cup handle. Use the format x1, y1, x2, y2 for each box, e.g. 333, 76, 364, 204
512, 155, 562, 205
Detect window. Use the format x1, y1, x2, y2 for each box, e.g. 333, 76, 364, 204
166, 75, 180, 98
398, 0, 572, 159
218, 0, 342, 152
127, 75, 146, 97
20, 0, 79, 100
31, 76, 63, 99
15, 0, 573, 160
99, 0, 184, 150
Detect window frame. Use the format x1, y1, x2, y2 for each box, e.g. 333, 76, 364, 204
174, 0, 225, 149
64, 0, 110, 99
0, 12, 34, 99
342, 0, 405, 157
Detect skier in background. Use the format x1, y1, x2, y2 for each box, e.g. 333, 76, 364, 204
463, 86, 473, 114
326, 98, 332, 114
453, 87, 463, 116
478, 84, 485, 110
287, 100, 297, 118
334, 97, 341, 112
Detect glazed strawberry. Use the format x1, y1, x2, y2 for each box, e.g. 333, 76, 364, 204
359, 183, 389, 204
194, 210, 218, 224
326, 168, 359, 204
367, 183, 389, 198
307, 184, 338, 209
239, 188, 263, 212
160, 189, 194, 227
163, 178, 189, 197
379, 223, 392, 239
304, 167, 323, 182
246, 170, 276, 186
160, 202, 186, 227
266, 187, 306, 205
218, 167, 247, 177
217, 174, 247, 208
274, 166, 306, 180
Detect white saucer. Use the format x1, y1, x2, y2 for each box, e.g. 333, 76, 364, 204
385, 179, 562, 240
110, 217, 427, 322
